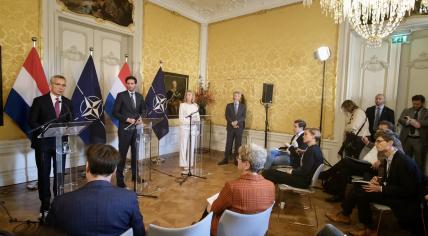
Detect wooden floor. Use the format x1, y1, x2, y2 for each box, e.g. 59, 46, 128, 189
0, 151, 409, 235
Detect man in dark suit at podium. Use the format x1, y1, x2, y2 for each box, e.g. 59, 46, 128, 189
366, 94, 395, 141
29, 75, 73, 219
46, 144, 146, 236
218, 91, 246, 165
113, 76, 146, 188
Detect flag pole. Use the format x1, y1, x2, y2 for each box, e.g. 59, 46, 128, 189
89, 47, 93, 56
125, 54, 128, 63
31, 37, 37, 48
159, 60, 163, 68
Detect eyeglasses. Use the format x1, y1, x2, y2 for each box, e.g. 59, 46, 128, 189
375, 139, 386, 144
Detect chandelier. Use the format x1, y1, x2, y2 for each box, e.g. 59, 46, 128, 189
304, 0, 428, 47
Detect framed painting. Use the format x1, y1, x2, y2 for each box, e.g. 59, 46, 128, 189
0, 46, 3, 126
164, 72, 188, 118
58, 0, 134, 27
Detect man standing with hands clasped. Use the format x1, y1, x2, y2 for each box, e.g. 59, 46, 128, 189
113, 76, 146, 188
218, 91, 246, 165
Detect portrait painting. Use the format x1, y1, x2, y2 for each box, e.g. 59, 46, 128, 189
164, 72, 188, 118
58, 0, 134, 27
0, 46, 3, 126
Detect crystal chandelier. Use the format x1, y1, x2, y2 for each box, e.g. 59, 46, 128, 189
304, 0, 428, 47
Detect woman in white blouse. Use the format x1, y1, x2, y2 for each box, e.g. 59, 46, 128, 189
340, 100, 371, 159
179, 90, 200, 173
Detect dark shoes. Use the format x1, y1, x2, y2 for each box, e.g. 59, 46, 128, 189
325, 195, 342, 203
217, 159, 229, 165
325, 211, 351, 225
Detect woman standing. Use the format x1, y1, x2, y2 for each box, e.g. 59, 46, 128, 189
179, 90, 200, 173
340, 100, 371, 159
262, 128, 324, 189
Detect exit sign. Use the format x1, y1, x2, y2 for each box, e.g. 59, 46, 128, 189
391, 34, 409, 44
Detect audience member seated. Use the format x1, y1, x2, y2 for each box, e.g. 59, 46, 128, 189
46, 144, 146, 236
326, 129, 423, 236
263, 128, 324, 189
264, 119, 307, 169
202, 143, 275, 236
338, 100, 371, 159
321, 121, 400, 203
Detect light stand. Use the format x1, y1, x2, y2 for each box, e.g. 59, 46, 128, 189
263, 103, 271, 149
314, 46, 332, 167
178, 112, 206, 185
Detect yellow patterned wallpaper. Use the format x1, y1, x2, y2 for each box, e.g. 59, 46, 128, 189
207, 3, 338, 138
0, 0, 41, 140
142, 2, 200, 106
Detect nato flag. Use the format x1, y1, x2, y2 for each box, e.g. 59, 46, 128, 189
72, 55, 106, 144
145, 67, 169, 139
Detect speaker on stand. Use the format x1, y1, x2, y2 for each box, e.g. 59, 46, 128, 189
261, 83, 273, 149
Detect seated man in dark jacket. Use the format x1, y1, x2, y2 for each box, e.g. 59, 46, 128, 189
263, 128, 324, 189
46, 144, 145, 236
326, 129, 424, 236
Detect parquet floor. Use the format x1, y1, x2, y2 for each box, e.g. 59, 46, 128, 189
0, 151, 408, 235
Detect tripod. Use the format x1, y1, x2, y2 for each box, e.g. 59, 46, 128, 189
178, 112, 206, 185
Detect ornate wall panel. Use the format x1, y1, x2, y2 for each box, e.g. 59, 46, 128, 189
207, 3, 338, 139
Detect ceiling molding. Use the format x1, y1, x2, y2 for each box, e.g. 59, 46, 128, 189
147, 0, 302, 24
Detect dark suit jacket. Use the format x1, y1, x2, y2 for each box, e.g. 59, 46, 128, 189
398, 107, 428, 142
379, 150, 423, 223
225, 103, 246, 130
29, 93, 73, 151
46, 180, 145, 236
291, 144, 324, 186
365, 105, 395, 134
113, 91, 146, 131
288, 133, 307, 159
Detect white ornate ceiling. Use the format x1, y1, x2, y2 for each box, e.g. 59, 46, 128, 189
148, 0, 301, 23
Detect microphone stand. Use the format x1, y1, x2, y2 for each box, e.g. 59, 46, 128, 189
178, 109, 206, 185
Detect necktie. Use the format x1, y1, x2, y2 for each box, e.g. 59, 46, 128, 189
410, 109, 420, 135
386, 159, 392, 178
373, 107, 380, 132
130, 92, 136, 109
234, 103, 238, 114
54, 97, 60, 118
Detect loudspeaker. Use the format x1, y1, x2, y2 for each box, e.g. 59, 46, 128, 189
262, 83, 273, 104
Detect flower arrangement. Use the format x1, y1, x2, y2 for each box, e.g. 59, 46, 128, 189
195, 82, 215, 106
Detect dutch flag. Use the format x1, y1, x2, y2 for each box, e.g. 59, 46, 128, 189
4, 47, 49, 138
104, 62, 131, 127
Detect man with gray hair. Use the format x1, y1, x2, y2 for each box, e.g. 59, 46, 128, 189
29, 75, 73, 221
218, 91, 246, 165
365, 94, 395, 141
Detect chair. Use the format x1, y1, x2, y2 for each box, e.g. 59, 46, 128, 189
277, 163, 325, 228
372, 203, 427, 235
120, 228, 133, 236
146, 212, 213, 236
216, 204, 274, 236
316, 224, 345, 236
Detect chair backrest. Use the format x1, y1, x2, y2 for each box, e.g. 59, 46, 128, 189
316, 224, 345, 236
147, 212, 213, 236
310, 164, 325, 188
120, 228, 133, 236
217, 203, 274, 236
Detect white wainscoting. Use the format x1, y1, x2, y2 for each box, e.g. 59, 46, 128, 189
209, 125, 342, 166
0, 124, 341, 187
0, 125, 181, 187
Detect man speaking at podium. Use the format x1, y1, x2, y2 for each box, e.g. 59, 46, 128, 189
29, 75, 73, 219
113, 75, 146, 188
